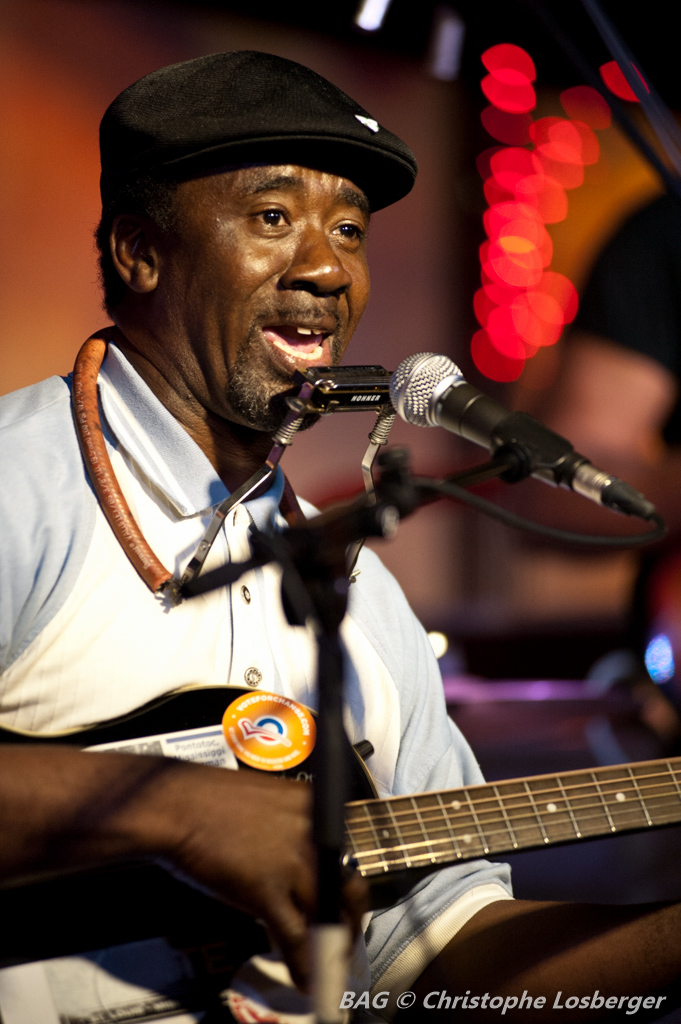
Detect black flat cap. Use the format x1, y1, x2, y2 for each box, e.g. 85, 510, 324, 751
100, 51, 417, 212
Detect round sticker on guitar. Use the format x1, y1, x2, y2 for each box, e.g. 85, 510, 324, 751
222, 691, 316, 772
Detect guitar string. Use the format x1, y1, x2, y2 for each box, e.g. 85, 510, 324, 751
346, 778, 679, 843
348, 791, 681, 847
347, 791, 681, 872
345, 763, 681, 833
347, 794, 681, 863
348, 760, 681, 816
347, 783, 676, 840
345, 773, 681, 848
350, 798, 681, 872
347, 812, 681, 874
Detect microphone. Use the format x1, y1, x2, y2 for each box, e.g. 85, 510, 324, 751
389, 352, 657, 519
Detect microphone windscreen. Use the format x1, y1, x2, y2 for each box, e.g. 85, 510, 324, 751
389, 352, 462, 426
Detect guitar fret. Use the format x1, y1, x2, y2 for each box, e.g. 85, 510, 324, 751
523, 780, 550, 844
667, 761, 681, 804
411, 796, 437, 863
436, 792, 463, 860
364, 803, 384, 852
554, 776, 581, 837
387, 799, 410, 868
445, 791, 486, 857
465, 790, 490, 854
659, 761, 679, 823
489, 780, 544, 848
631, 764, 681, 827
591, 771, 617, 832
628, 766, 653, 826
360, 801, 390, 872
527, 776, 579, 843
492, 783, 519, 848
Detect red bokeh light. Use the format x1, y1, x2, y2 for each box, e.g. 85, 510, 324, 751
485, 199, 542, 232
534, 271, 579, 322
632, 65, 650, 93
473, 286, 497, 328
496, 218, 552, 266
569, 120, 600, 164
559, 86, 611, 129
486, 306, 532, 359
481, 72, 536, 114
480, 267, 523, 305
532, 149, 585, 189
488, 147, 536, 189
482, 237, 544, 288
599, 61, 640, 102
530, 118, 584, 164
517, 223, 552, 266
511, 293, 564, 347
481, 43, 536, 81
514, 174, 568, 223
472, 329, 526, 382
484, 177, 520, 207
480, 106, 533, 146
475, 43, 594, 382
484, 202, 552, 262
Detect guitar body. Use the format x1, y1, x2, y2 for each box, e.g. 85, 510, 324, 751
4, 686, 681, 1022
0, 687, 377, 977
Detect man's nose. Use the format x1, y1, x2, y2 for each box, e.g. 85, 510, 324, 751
279, 229, 352, 297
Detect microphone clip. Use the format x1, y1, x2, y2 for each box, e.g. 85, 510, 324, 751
491, 411, 587, 488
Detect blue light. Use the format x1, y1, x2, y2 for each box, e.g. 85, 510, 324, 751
644, 633, 675, 684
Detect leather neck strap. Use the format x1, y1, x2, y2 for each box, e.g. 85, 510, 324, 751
72, 329, 303, 598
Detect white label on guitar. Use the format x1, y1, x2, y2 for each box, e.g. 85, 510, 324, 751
87, 725, 238, 770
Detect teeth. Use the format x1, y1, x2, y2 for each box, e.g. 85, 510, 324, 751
296, 327, 314, 335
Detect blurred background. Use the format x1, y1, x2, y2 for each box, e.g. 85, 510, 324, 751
2, 0, 674, 653
4, 0, 681, 923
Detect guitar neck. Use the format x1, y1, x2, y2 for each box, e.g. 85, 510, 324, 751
346, 756, 681, 878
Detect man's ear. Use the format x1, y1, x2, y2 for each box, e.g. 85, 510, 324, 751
110, 215, 160, 294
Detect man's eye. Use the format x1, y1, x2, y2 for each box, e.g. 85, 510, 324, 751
338, 223, 363, 241
261, 210, 284, 226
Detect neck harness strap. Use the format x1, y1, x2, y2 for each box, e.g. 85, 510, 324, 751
72, 329, 306, 603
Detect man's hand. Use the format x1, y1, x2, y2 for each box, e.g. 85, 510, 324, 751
0, 746, 366, 990
155, 764, 317, 989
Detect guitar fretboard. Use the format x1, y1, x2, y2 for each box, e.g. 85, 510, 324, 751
345, 757, 681, 877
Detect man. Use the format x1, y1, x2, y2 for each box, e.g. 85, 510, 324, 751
1, 51, 681, 1023
515, 194, 681, 678
534, 193, 681, 539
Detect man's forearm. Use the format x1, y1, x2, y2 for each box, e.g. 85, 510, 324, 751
0, 744, 320, 986
403, 897, 681, 1021
0, 745, 178, 882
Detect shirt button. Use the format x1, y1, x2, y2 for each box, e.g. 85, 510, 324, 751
244, 667, 262, 687
240, 585, 251, 604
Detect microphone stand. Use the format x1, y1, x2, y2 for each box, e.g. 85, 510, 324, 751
182, 456, 419, 1024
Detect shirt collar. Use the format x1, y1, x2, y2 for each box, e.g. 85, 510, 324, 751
98, 341, 285, 526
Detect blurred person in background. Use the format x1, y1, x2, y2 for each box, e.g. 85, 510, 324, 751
523, 193, 681, 690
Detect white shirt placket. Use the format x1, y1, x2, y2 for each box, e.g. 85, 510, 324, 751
225, 504, 274, 691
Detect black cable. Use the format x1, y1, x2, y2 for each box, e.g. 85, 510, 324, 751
417, 476, 667, 547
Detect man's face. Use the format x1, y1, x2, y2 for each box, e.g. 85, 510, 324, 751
149, 164, 371, 433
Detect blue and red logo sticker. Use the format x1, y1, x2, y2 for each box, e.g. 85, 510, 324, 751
222, 691, 316, 772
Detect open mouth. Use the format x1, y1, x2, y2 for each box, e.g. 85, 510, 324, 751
262, 324, 332, 365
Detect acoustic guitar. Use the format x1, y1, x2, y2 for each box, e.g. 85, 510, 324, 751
2, 685, 681, 984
